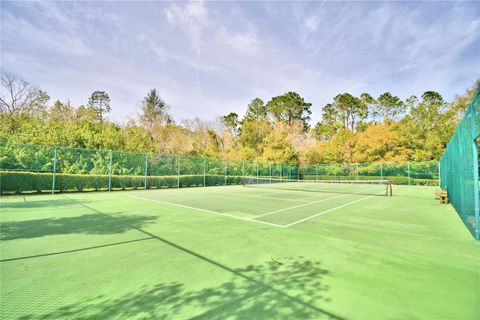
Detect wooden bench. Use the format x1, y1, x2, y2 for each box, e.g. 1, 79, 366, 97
436, 190, 449, 204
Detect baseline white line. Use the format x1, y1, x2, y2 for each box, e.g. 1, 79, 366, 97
283, 194, 377, 227
131, 195, 286, 228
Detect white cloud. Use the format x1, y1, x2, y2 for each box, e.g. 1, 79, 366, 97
1, 1, 478, 125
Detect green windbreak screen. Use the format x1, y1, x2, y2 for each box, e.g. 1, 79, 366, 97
440, 86, 480, 240
0, 142, 54, 172
1, 142, 439, 195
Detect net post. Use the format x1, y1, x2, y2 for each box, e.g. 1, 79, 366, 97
108, 150, 113, 192
144, 153, 148, 190
203, 158, 206, 187
51, 146, 58, 195
177, 157, 180, 188
407, 162, 411, 185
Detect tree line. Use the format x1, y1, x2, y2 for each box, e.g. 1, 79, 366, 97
0, 73, 477, 164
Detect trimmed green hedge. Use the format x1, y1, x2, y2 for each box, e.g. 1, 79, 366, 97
300, 174, 438, 186
0, 170, 438, 195
0, 171, 244, 195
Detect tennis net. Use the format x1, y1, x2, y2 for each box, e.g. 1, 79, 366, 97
242, 177, 392, 196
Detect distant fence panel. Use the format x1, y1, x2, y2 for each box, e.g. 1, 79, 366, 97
0, 141, 440, 195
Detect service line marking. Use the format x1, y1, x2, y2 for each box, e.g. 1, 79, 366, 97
131, 195, 286, 228
251, 186, 383, 219
284, 194, 380, 227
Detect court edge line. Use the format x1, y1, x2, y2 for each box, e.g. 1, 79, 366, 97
283, 194, 378, 227
131, 195, 286, 228
58, 196, 343, 319
251, 186, 382, 219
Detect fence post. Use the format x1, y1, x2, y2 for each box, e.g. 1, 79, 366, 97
356, 163, 359, 180
108, 151, 113, 192
269, 163, 272, 182
242, 160, 245, 177
224, 159, 227, 186
437, 161, 441, 187
472, 141, 479, 240
280, 163, 283, 179
380, 163, 383, 180
256, 162, 259, 183
315, 164, 318, 181
177, 157, 180, 188
144, 153, 148, 190
407, 162, 411, 185
51, 146, 58, 195
203, 158, 206, 187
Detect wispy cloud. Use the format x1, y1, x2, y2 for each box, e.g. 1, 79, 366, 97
1, 1, 478, 124
165, 0, 208, 97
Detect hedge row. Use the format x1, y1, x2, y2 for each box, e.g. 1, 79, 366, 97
0, 171, 439, 195
301, 174, 439, 186
0, 171, 244, 195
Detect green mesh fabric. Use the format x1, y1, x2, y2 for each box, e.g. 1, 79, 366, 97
440, 87, 480, 240
1, 142, 439, 195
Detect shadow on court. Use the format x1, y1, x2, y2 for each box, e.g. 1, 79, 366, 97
0, 213, 159, 240
18, 258, 340, 320
0, 198, 90, 209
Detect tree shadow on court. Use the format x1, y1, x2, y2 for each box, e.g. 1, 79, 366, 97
0, 213, 159, 240
18, 257, 342, 320
0, 198, 90, 209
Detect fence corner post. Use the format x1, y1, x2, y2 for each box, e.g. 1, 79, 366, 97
224, 159, 227, 186
51, 146, 58, 195
177, 157, 180, 188
144, 153, 148, 190
203, 158, 206, 187
108, 151, 113, 192
407, 161, 411, 186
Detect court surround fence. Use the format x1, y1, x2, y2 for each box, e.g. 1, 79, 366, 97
0, 141, 439, 195
440, 86, 480, 240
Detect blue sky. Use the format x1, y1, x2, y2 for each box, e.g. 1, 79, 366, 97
1, 1, 479, 124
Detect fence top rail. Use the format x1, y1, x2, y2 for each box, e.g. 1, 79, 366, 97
0, 141, 440, 168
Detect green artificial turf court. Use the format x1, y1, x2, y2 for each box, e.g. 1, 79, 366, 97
1, 184, 479, 319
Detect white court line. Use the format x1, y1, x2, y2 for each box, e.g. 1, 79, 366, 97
131, 195, 286, 228
283, 194, 378, 227
138, 186, 316, 202
254, 189, 330, 201
210, 192, 308, 203
251, 186, 382, 219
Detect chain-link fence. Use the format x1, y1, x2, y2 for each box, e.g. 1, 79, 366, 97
440, 86, 479, 240
0, 141, 439, 195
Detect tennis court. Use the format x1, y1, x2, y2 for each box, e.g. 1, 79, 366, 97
1, 181, 479, 319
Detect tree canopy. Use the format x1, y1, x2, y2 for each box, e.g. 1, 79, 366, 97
1, 73, 478, 164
